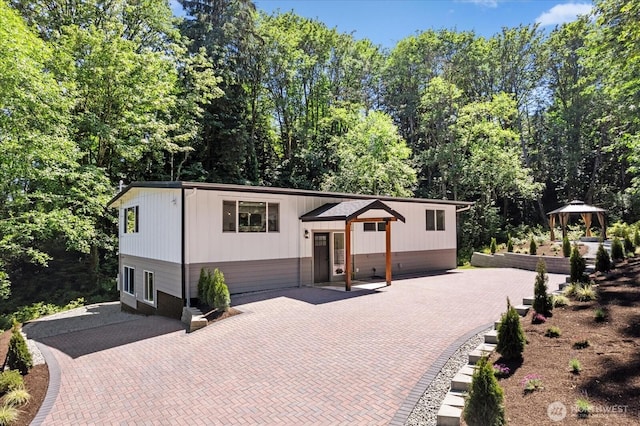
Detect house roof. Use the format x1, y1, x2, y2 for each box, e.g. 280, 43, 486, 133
300, 199, 406, 223
547, 200, 606, 215
107, 181, 474, 209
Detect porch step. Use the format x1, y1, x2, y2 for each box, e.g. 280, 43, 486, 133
494, 319, 502, 330
522, 296, 534, 306
484, 329, 498, 344
181, 307, 207, 333
468, 343, 496, 364
514, 304, 530, 316
442, 391, 466, 408
437, 404, 462, 426
451, 373, 472, 392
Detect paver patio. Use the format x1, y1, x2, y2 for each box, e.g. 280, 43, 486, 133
30, 268, 565, 425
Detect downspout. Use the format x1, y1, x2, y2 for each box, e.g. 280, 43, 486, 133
456, 205, 472, 213
181, 187, 186, 307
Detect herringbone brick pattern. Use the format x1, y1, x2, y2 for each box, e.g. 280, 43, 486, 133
37, 268, 564, 425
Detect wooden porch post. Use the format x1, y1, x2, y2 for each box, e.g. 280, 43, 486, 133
345, 220, 351, 291
385, 219, 392, 286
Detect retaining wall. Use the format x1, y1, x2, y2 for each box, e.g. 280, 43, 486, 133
470, 252, 570, 274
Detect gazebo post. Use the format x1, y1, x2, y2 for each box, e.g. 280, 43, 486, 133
549, 214, 556, 241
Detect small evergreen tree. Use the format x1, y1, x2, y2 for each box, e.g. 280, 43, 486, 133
634, 229, 640, 248
624, 235, 635, 254
506, 234, 513, 253
197, 268, 210, 303
529, 237, 537, 255
5, 323, 33, 375
490, 237, 497, 255
463, 356, 506, 426
570, 244, 586, 282
611, 237, 624, 261
533, 259, 553, 317
496, 298, 526, 360
595, 243, 611, 272
562, 237, 571, 257
208, 268, 230, 312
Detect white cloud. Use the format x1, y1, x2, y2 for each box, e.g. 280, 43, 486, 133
457, 0, 499, 7
536, 3, 593, 26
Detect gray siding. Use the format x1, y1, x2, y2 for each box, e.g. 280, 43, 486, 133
352, 249, 456, 279
120, 254, 182, 299
188, 257, 301, 296
300, 257, 312, 286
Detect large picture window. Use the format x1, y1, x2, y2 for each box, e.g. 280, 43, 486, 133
123, 266, 135, 295
124, 206, 138, 234
223, 201, 280, 233
143, 271, 154, 303
426, 209, 445, 231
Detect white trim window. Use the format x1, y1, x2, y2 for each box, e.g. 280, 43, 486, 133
364, 222, 386, 232
143, 270, 154, 303
426, 209, 445, 231
222, 201, 280, 233
123, 266, 135, 295
124, 206, 139, 234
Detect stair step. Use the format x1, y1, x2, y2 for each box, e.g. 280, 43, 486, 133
451, 373, 472, 391
437, 404, 462, 426
522, 296, 534, 306
458, 364, 476, 376
442, 392, 466, 408
484, 329, 498, 344
468, 343, 496, 364
494, 319, 502, 330
514, 304, 530, 316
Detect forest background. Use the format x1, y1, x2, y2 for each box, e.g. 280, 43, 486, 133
1, 0, 639, 319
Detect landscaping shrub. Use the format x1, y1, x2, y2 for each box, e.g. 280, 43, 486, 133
490, 237, 497, 255
197, 268, 210, 302
624, 235, 635, 254
611, 237, 624, 261
563, 282, 579, 298
3, 388, 30, 406
492, 363, 510, 378
551, 295, 569, 307
573, 339, 590, 349
529, 237, 537, 255
531, 312, 546, 324
208, 268, 230, 312
576, 398, 592, 418
0, 371, 23, 394
594, 307, 607, 322
520, 374, 544, 393
634, 228, 640, 248
496, 298, 526, 360
545, 326, 561, 337
0, 405, 18, 426
595, 243, 611, 273
506, 235, 513, 253
463, 357, 505, 426
6, 324, 32, 375
575, 284, 597, 302
532, 259, 553, 317
570, 244, 586, 283
569, 358, 582, 374
562, 236, 571, 257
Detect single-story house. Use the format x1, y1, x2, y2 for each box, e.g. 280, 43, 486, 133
107, 182, 473, 319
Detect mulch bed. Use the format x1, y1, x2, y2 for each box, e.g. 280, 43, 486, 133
0, 329, 49, 426
463, 257, 640, 424
200, 306, 242, 324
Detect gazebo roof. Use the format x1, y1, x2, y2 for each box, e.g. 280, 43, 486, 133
547, 200, 606, 215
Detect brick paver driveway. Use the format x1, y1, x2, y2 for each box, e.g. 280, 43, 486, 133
31, 268, 565, 425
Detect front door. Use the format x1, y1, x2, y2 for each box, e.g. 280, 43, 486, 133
313, 232, 330, 283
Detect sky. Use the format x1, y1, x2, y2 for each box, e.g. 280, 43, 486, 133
170, 1, 594, 48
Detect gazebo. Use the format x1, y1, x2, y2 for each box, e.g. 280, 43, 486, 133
547, 200, 606, 241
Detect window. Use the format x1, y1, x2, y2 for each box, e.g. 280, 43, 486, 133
377, 222, 386, 232
223, 201, 280, 233
124, 206, 139, 233
364, 222, 386, 232
223, 201, 236, 232
143, 271, 154, 303
426, 209, 445, 231
123, 266, 135, 295
333, 233, 345, 274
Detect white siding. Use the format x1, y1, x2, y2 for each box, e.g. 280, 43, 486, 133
117, 188, 182, 263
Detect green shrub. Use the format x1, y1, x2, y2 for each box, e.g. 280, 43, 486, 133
570, 244, 586, 282
573, 339, 590, 349
0, 405, 19, 426
0, 298, 86, 331
594, 307, 607, 322
463, 357, 505, 426
529, 237, 537, 255
545, 326, 561, 337
496, 298, 526, 360
197, 268, 210, 303
563, 282, 579, 298
506, 235, 513, 253
611, 237, 624, 261
624, 235, 635, 254
576, 398, 592, 418
595, 243, 611, 272
0, 371, 23, 394
3, 388, 30, 406
634, 228, 640, 248
6, 325, 33, 375
490, 237, 497, 255
533, 259, 553, 317
562, 237, 571, 257
569, 358, 582, 374
575, 284, 597, 302
208, 268, 230, 312
552, 295, 569, 307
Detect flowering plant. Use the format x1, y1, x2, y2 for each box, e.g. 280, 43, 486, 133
521, 373, 544, 393
493, 363, 510, 377
532, 312, 547, 324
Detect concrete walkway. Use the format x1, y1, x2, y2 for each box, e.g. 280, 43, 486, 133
28, 268, 565, 425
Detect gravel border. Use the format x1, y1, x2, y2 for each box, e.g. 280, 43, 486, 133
404, 326, 492, 426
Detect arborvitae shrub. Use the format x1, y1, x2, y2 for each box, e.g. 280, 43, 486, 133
490, 238, 497, 255
634, 229, 640, 248
529, 237, 537, 255
197, 268, 210, 303
611, 237, 624, 261
496, 298, 526, 360
0, 370, 23, 394
210, 268, 231, 312
463, 356, 506, 426
595, 243, 611, 272
624, 235, 635, 254
570, 244, 586, 283
506, 235, 513, 253
562, 237, 571, 257
6, 325, 32, 375
533, 259, 553, 317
